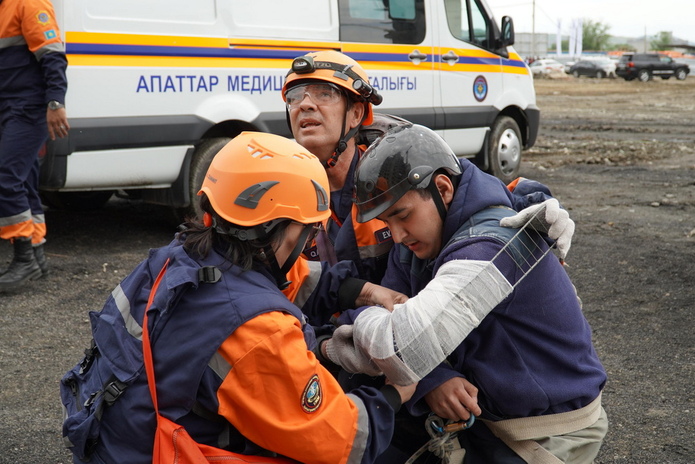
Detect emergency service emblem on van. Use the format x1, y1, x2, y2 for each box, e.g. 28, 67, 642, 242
473, 75, 488, 102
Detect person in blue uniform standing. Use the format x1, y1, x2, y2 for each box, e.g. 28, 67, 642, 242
0, 0, 69, 291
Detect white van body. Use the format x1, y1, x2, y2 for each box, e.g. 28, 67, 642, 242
43, 0, 539, 213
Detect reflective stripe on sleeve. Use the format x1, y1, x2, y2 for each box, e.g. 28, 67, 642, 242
35, 41, 65, 60
345, 393, 370, 464
111, 285, 142, 340
208, 351, 232, 381
0, 36, 27, 50
292, 260, 322, 309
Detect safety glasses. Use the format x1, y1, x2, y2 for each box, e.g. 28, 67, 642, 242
284, 83, 343, 109
304, 222, 323, 245
292, 221, 323, 246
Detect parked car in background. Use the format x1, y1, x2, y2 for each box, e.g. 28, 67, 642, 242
569, 59, 616, 78
529, 59, 565, 77
616, 53, 690, 81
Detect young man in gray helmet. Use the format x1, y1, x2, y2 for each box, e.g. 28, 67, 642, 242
324, 123, 608, 464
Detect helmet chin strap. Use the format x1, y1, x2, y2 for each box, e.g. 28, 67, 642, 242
266, 224, 314, 290
326, 104, 368, 169
427, 181, 449, 222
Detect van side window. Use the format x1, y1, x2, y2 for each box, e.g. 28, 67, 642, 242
444, 0, 491, 49
339, 0, 426, 44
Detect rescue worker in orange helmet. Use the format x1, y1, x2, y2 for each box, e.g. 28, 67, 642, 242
0, 0, 69, 291
281, 50, 575, 323
282, 50, 403, 303
61, 132, 416, 464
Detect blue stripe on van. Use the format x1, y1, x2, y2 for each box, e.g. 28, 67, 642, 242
502, 57, 528, 68
349, 51, 522, 67
66, 43, 526, 67
66, 43, 305, 60
456, 56, 502, 65
346, 52, 430, 64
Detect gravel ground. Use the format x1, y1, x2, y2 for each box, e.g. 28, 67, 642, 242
0, 76, 693, 463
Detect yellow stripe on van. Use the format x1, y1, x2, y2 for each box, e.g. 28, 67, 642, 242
64, 32, 529, 75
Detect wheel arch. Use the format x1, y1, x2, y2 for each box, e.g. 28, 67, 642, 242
140, 118, 261, 212
474, 104, 530, 171
498, 105, 530, 147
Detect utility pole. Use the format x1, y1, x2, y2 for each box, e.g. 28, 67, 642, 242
531, 0, 536, 58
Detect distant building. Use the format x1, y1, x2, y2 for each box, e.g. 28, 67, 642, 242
514, 33, 550, 60
514, 31, 694, 58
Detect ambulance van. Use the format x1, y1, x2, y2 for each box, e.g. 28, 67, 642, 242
43, 0, 539, 215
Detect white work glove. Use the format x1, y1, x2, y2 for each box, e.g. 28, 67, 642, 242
324, 325, 383, 377
499, 198, 574, 260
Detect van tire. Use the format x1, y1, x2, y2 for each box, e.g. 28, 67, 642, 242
176, 137, 232, 221
487, 116, 521, 184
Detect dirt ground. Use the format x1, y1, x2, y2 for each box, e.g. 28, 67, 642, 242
1, 76, 694, 463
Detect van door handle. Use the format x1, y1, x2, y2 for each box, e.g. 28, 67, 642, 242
408, 50, 428, 64
442, 51, 459, 65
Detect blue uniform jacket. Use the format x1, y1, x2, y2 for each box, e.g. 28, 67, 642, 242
76, 239, 399, 464
380, 159, 607, 420
0, 0, 68, 107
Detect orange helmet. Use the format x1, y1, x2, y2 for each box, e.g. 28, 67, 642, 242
282, 50, 382, 125
199, 132, 330, 231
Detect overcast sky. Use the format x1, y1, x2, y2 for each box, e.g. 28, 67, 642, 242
486, 0, 695, 44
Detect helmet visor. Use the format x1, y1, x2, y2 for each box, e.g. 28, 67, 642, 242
355, 175, 415, 223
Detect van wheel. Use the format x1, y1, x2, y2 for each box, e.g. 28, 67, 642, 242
175, 137, 232, 221
595, 71, 605, 79
675, 68, 688, 80
637, 69, 651, 82
487, 116, 521, 184
40, 190, 114, 211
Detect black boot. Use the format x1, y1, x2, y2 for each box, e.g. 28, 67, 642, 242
0, 238, 42, 291
33, 243, 49, 277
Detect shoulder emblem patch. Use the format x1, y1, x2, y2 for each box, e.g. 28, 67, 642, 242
37, 12, 50, 25
301, 374, 322, 413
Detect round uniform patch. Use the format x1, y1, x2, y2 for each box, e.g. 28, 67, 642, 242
37, 12, 50, 24
301, 374, 322, 413
473, 75, 488, 102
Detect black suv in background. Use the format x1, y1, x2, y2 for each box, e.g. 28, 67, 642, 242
616, 53, 690, 81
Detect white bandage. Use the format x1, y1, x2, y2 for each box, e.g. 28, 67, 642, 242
352, 259, 513, 385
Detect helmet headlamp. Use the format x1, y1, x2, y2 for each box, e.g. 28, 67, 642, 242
287, 55, 382, 105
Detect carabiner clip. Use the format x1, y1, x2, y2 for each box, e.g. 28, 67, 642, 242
426, 413, 476, 437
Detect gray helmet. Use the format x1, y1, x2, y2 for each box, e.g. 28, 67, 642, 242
354, 123, 461, 223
